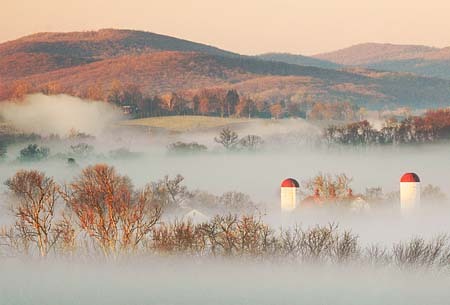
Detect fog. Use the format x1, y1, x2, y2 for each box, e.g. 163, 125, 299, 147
0, 259, 449, 305
0, 95, 449, 303
0, 94, 122, 137
1, 96, 450, 236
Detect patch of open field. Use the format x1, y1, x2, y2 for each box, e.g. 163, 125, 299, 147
119, 115, 258, 132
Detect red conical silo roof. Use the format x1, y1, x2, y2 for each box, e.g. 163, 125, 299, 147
400, 173, 420, 183
281, 178, 299, 188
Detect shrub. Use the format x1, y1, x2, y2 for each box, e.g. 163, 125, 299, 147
237, 135, 264, 151
167, 141, 207, 154
70, 143, 94, 158
18, 144, 50, 161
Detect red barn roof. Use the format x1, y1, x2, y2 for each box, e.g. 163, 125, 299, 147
281, 178, 299, 188
400, 173, 420, 183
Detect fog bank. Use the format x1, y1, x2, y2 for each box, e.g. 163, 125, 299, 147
0, 94, 122, 136
0, 259, 448, 305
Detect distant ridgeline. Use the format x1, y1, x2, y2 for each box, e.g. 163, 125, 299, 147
2, 29, 450, 111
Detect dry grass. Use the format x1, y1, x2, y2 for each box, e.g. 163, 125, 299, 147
119, 115, 256, 132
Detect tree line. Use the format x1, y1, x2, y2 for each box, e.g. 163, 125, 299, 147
325, 109, 450, 145
4, 79, 361, 120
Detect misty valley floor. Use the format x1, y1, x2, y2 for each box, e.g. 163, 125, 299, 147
0, 259, 449, 305
1, 98, 450, 305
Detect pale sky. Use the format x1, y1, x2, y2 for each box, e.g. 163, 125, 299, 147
1, 0, 450, 55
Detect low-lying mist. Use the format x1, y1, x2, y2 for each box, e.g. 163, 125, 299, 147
0, 259, 449, 305
0, 94, 122, 137
1, 161, 450, 247
0, 94, 449, 304
1, 133, 450, 249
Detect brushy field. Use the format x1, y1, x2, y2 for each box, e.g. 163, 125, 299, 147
119, 115, 258, 132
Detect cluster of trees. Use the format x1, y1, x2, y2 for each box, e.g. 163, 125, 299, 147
153, 221, 450, 270
114, 88, 358, 121
18, 144, 50, 162
325, 109, 450, 145
0, 141, 137, 164
0, 165, 256, 258
3, 128, 265, 164
308, 101, 358, 121
300, 173, 446, 208
110, 87, 307, 119
1, 165, 449, 270
98, 82, 360, 121
214, 128, 264, 151
3, 80, 277, 118
166, 128, 264, 154
186, 190, 258, 215
16, 143, 90, 162
5, 79, 364, 121
0, 128, 96, 162
301, 173, 353, 199
0, 133, 41, 160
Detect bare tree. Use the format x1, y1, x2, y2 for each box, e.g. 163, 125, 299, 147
279, 225, 303, 258
0, 224, 31, 256
393, 235, 450, 269
152, 220, 206, 255
198, 215, 273, 257
61, 164, 162, 258
5, 170, 60, 257
150, 175, 189, 210
302, 173, 353, 200
331, 230, 359, 263
364, 244, 391, 267
215, 128, 239, 150
300, 223, 337, 262
219, 191, 257, 214
237, 135, 264, 151
213, 214, 238, 256
235, 215, 273, 256
53, 214, 77, 256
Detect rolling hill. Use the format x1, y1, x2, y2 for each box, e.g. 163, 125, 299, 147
1, 30, 450, 109
314, 43, 437, 66
0, 29, 238, 80
313, 43, 450, 80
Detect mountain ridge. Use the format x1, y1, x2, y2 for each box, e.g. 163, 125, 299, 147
1, 29, 450, 109
310, 42, 450, 80
313, 42, 440, 65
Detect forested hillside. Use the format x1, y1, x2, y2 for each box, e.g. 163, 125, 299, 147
1, 29, 450, 111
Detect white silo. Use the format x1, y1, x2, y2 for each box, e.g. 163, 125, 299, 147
281, 178, 299, 212
400, 173, 420, 212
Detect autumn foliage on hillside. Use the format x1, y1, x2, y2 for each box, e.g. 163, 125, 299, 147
2, 29, 450, 108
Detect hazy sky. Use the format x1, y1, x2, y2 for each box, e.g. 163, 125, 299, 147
1, 0, 450, 55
